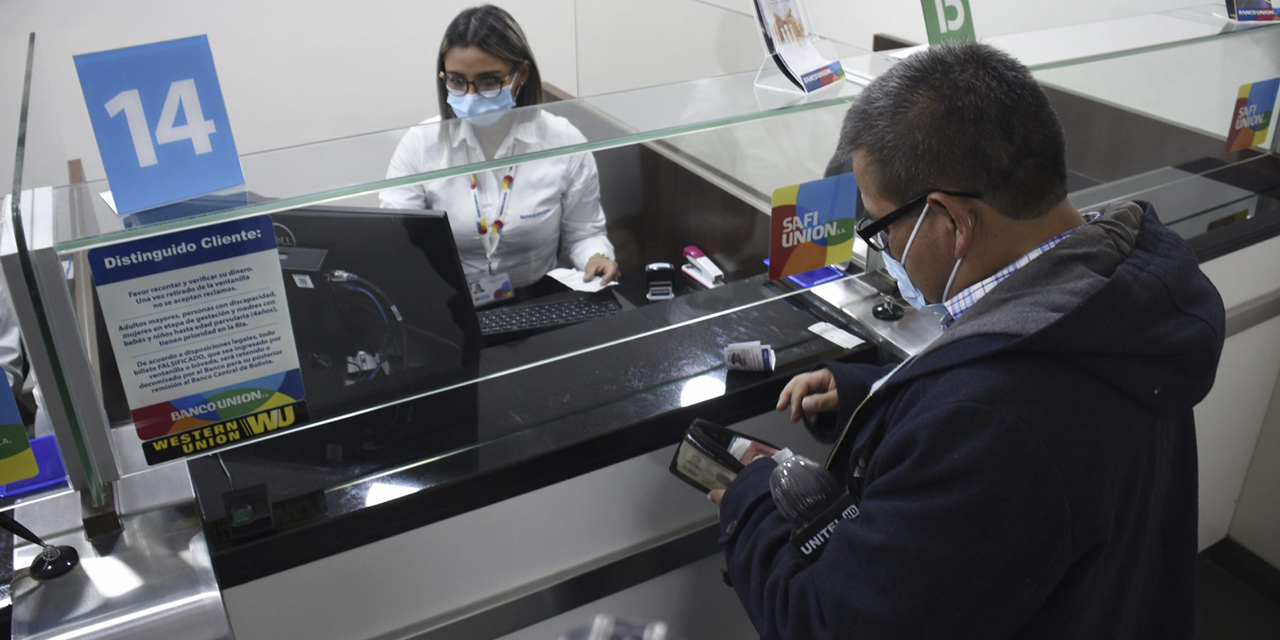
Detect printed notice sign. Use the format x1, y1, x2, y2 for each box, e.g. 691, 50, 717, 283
1226, 78, 1279, 153
752, 0, 846, 92
769, 173, 857, 280
88, 215, 307, 464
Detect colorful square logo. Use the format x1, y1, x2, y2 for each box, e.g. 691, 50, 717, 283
1226, 78, 1279, 153
769, 173, 858, 280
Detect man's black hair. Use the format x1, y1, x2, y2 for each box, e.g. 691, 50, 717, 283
842, 42, 1067, 219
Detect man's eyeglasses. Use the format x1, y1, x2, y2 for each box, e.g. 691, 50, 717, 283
855, 189, 982, 252
440, 71, 512, 98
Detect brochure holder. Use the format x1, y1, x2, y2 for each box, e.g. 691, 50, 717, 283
751, 0, 846, 96
753, 36, 845, 96
754, 58, 802, 95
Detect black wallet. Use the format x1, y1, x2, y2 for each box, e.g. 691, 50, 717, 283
668, 419, 778, 492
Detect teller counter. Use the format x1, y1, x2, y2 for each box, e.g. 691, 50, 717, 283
163, 87, 888, 638
191, 274, 882, 640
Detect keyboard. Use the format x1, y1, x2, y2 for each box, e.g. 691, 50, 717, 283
477, 292, 622, 343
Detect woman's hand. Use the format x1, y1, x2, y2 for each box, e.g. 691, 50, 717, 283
584, 254, 621, 284
776, 368, 839, 422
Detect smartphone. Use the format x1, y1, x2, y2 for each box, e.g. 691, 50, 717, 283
669, 419, 778, 492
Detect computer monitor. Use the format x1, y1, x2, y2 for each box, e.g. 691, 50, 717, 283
181, 206, 484, 533
269, 204, 483, 419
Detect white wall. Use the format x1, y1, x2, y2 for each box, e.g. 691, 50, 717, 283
573, 0, 765, 97
0, 0, 577, 190
1230, 369, 1280, 567
1197, 234, 1280, 551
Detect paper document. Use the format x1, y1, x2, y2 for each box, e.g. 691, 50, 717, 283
809, 322, 864, 349
548, 267, 618, 293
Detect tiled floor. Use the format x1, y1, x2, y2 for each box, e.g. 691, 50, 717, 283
1194, 546, 1280, 639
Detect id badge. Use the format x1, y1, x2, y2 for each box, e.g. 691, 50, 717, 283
469, 272, 513, 306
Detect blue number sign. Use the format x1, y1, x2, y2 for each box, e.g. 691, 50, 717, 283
74, 35, 244, 215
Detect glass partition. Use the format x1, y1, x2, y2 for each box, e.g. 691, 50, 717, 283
964, 1, 1261, 43
24, 45, 879, 484
49, 67, 879, 254
1035, 21, 1280, 225
3, 33, 98, 510
792, 1, 1275, 61
1006, 4, 1279, 71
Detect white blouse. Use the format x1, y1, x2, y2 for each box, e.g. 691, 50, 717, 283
379, 109, 614, 288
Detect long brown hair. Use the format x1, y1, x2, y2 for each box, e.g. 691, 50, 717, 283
437, 5, 545, 119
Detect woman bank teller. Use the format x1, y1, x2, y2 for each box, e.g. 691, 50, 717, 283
379, 5, 620, 298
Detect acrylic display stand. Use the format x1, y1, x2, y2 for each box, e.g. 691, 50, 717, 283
751, 0, 846, 96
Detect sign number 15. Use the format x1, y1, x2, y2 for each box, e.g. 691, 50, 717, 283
921, 0, 975, 44
106, 79, 217, 169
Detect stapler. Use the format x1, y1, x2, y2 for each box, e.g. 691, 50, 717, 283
681, 245, 724, 289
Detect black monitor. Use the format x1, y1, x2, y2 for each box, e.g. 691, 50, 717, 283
270, 204, 482, 419
181, 206, 485, 533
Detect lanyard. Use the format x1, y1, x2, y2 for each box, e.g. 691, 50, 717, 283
470, 166, 516, 272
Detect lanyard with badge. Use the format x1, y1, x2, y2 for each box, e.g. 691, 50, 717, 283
467, 165, 517, 306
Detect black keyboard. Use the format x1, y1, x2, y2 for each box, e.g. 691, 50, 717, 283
477, 292, 622, 343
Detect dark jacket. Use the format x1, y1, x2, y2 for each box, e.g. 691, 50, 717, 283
719, 201, 1225, 639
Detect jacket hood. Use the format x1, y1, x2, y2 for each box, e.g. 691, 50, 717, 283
905, 201, 1225, 414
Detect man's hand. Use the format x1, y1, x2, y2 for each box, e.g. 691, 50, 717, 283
583, 254, 620, 284
708, 453, 770, 511
776, 368, 839, 422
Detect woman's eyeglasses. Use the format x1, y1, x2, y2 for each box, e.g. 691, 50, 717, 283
440, 72, 512, 98
855, 189, 982, 252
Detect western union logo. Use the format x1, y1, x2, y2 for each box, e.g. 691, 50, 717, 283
143, 401, 309, 465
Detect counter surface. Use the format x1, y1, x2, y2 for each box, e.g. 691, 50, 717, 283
186, 274, 881, 588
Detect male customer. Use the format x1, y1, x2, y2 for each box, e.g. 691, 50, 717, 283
711, 42, 1225, 639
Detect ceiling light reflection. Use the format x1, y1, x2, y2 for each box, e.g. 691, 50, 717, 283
365, 482, 420, 507
80, 555, 145, 599
680, 375, 725, 407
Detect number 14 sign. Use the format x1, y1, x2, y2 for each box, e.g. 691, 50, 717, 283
74, 35, 244, 215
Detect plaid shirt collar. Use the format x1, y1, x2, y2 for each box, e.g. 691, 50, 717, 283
940, 211, 1100, 329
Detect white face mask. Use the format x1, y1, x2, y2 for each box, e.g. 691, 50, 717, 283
880, 202, 963, 314
447, 82, 517, 126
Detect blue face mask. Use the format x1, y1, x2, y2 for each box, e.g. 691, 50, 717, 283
881, 202, 963, 316
447, 83, 517, 126
882, 250, 929, 311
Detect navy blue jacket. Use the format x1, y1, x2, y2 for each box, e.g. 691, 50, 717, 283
719, 202, 1225, 639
